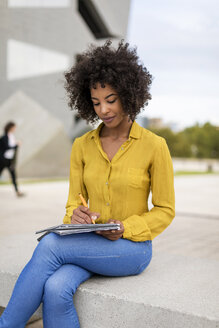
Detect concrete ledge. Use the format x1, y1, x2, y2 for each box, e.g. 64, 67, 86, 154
1, 251, 219, 328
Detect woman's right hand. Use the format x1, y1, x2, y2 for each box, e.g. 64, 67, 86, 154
71, 205, 100, 224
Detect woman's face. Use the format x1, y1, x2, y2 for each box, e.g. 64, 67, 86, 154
90, 82, 128, 128
9, 126, 16, 134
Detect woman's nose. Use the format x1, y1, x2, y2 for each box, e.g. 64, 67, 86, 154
100, 104, 110, 115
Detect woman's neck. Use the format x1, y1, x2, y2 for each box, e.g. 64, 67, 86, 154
101, 117, 133, 140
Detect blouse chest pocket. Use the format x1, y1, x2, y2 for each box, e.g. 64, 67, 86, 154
127, 168, 146, 189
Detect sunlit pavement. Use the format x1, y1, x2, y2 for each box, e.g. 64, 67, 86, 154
26, 319, 43, 327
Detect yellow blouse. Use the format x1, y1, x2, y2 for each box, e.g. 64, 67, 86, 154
63, 120, 175, 242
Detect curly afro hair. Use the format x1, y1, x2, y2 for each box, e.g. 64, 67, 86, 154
64, 39, 153, 124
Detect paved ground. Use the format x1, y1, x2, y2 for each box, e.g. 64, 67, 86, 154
0, 174, 219, 327
27, 320, 43, 327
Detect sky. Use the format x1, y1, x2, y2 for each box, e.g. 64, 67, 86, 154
127, 0, 219, 130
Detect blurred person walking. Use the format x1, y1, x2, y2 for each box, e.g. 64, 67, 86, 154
0, 121, 25, 197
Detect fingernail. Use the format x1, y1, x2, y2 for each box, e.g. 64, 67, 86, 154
91, 216, 97, 220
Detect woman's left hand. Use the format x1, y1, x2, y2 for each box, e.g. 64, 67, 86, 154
96, 219, 124, 241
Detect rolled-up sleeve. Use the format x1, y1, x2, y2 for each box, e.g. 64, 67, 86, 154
122, 137, 175, 241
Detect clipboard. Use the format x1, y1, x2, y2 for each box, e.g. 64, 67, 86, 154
36, 223, 120, 241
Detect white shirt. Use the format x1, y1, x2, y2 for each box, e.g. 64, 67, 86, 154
4, 133, 17, 159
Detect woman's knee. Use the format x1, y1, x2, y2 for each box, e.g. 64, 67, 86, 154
32, 233, 60, 261
43, 273, 76, 307
38, 232, 59, 250
134, 241, 153, 275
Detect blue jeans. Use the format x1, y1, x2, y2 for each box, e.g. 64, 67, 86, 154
0, 232, 152, 328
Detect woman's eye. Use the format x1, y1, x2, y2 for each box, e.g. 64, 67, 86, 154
93, 99, 116, 106
108, 99, 116, 104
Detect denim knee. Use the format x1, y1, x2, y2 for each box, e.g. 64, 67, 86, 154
33, 233, 60, 259
135, 242, 152, 275
43, 272, 75, 308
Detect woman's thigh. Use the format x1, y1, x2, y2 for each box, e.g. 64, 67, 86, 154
38, 232, 152, 277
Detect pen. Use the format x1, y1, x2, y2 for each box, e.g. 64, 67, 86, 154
78, 193, 96, 224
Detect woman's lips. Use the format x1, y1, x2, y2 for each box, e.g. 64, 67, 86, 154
102, 116, 115, 123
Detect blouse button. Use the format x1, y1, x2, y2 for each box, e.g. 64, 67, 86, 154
106, 202, 110, 206
121, 147, 124, 150
106, 182, 109, 185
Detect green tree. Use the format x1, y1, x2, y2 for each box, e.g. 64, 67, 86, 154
148, 121, 219, 159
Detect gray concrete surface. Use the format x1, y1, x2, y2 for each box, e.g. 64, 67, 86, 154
0, 175, 219, 327
0, 91, 73, 178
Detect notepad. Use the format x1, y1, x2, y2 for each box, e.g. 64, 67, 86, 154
36, 223, 120, 241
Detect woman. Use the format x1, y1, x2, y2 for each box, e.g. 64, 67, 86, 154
0, 39, 175, 327
0, 122, 24, 197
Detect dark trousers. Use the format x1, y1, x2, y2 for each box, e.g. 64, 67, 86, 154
0, 156, 18, 192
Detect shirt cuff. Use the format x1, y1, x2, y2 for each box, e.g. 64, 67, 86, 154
63, 215, 71, 224
122, 220, 132, 239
